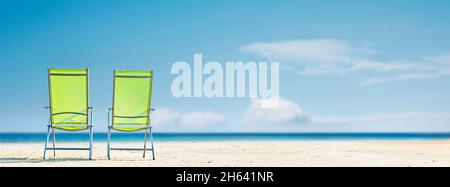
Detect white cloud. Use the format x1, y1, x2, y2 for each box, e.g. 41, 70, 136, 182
244, 97, 308, 124
241, 39, 450, 85
152, 107, 181, 126
152, 107, 225, 129
180, 111, 226, 127
310, 112, 450, 132
312, 112, 450, 125
241, 98, 450, 132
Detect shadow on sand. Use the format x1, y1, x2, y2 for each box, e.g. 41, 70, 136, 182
0, 157, 95, 164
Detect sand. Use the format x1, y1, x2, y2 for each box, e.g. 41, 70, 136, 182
1, 140, 450, 167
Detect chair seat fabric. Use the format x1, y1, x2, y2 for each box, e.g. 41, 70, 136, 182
112, 125, 147, 132
53, 125, 89, 131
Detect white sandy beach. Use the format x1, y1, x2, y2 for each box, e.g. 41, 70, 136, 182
1, 140, 450, 167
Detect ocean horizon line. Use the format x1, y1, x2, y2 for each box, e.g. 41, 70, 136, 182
0, 132, 450, 142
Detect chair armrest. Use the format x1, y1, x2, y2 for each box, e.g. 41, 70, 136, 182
88, 107, 94, 111
150, 108, 155, 111
45, 106, 51, 109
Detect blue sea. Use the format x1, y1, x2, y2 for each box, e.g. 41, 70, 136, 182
0, 133, 450, 143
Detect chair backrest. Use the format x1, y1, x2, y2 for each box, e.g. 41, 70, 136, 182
48, 68, 89, 125
112, 70, 153, 127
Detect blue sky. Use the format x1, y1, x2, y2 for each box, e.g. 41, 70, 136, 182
1, 0, 450, 132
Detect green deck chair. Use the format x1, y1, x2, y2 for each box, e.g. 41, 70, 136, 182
107, 70, 155, 160
43, 68, 94, 159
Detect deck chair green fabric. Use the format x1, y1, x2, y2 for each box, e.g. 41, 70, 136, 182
43, 68, 94, 159
107, 70, 155, 160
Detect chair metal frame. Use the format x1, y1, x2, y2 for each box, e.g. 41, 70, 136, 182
42, 68, 94, 160
107, 70, 155, 160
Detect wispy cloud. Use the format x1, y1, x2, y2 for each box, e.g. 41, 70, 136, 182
361, 69, 450, 85
361, 53, 450, 85
241, 39, 450, 85
241, 39, 376, 63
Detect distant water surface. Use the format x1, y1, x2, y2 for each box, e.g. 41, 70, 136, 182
0, 133, 450, 143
